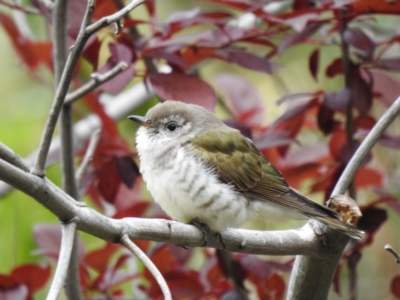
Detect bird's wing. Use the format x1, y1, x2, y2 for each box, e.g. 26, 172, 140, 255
188, 128, 339, 219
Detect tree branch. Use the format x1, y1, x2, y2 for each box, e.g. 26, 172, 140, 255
85, 0, 145, 36
52, 0, 82, 297
384, 244, 400, 264
64, 62, 128, 105
120, 235, 172, 300
46, 221, 77, 300
288, 94, 400, 300
0, 157, 329, 256
0, 81, 153, 197
0, 0, 40, 14
75, 129, 101, 185
0, 142, 30, 172
32, 0, 96, 177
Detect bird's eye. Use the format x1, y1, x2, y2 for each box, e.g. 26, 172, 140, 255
166, 123, 177, 132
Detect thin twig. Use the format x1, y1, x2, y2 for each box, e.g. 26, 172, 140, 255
65, 62, 128, 105
31, 0, 96, 177
0, 143, 30, 172
0, 0, 40, 14
85, 0, 145, 36
46, 221, 77, 300
75, 129, 101, 185
120, 235, 172, 300
384, 244, 400, 264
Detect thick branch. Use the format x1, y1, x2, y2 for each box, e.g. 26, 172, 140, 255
46, 221, 77, 300
0, 143, 30, 172
0, 158, 327, 256
288, 94, 400, 300
121, 235, 172, 300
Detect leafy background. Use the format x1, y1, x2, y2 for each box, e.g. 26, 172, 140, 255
0, 0, 400, 299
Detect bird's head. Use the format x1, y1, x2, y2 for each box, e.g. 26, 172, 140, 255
129, 100, 223, 145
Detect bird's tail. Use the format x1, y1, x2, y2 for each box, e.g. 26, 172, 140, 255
308, 215, 366, 240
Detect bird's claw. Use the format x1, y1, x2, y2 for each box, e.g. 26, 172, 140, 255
189, 218, 210, 247
215, 232, 225, 250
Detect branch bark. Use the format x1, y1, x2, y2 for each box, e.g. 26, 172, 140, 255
121, 235, 172, 300
46, 221, 77, 300
0, 157, 328, 256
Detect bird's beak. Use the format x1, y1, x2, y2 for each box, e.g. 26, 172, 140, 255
128, 115, 151, 127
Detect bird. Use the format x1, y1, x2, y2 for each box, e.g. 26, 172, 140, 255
128, 100, 365, 241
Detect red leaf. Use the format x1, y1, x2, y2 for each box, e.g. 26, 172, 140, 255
254, 131, 295, 150
97, 43, 135, 94
348, 0, 400, 14
0, 12, 52, 73
224, 120, 252, 139
377, 58, 400, 72
358, 207, 387, 232
181, 47, 217, 66
213, 73, 264, 127
114, 156, 139, 189
332, 263, 342, 296
350, 75, 372, 115
329, 129, 347, 160
278, 22, 322, 53
93, 0, 118, 19
10, 264, 51, 295
391, 275, 400, 299
257, 273, 286, 300
355, 166, 383, 189
317, 104, 335, 135
343, 28, 375, 59
152, 270, 205, 299
85, 243, 120, 274
323, 88, 351, 110
148, 72, 216, 111
370, 70, 400, 107
326, 58, 343, 78
308, 48, 319, 81
0, 275, 19, 289
82, 35, 102, 69
97, 159, 121, 203
217, 50, 277, 74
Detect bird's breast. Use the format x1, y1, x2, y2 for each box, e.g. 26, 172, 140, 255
138, 144, 249, 232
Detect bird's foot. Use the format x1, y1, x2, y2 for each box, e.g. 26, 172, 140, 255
215, 232, 225, 250
189, 218, 210, 247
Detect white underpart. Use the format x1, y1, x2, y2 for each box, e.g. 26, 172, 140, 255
136, 127, 252, 232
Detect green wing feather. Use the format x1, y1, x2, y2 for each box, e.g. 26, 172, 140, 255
188, 128, 338, 218
187, 127, 365, 239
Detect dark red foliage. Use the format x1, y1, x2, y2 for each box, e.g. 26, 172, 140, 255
0, 12, 52, 73
392, 275, 400, 299
309, 48, 319, 81
148, 72, 217, 111
4, 0, 400, 298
